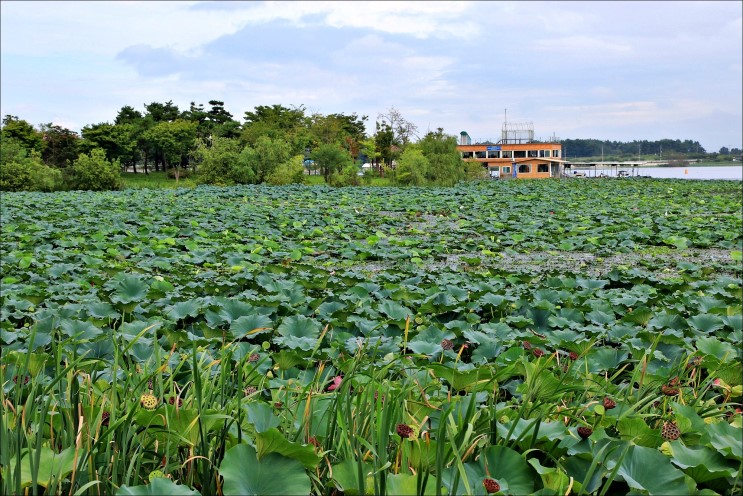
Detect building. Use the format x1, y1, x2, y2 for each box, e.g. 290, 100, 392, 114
457, 126, 565, 179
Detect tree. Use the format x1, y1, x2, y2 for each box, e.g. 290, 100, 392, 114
39, 123, 80, 169
67, 148, 122, 191
192, 136, 250, 185
1, 115, 42, 153
241, 104, 309, 154
114, 105, 143, 125
309, 112, 367, 159
311, 143, 353, 183
144, 119, 198, 179
395, 147, 429, 186
267, 155, 305, 186
374, 121, 394, 171
418, 128, 463, 186
242, 136, 293, 183
144, 100, 180, 123
377, 107, 418, 148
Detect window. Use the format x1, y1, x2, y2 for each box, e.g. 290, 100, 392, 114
537, 164, 549, 173
501, 150, 513, 159
528, 150, 538, 158
502, 166, 511, 174
552, 150, 559, 158
475, 151, 486, 159
487, 150, 500, 158
514, 150, 526, 158
461, 151, 473, 159
488, 166, 499, 171
518, 164, 531, 173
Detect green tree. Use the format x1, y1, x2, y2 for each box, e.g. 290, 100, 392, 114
192, 136, 253, 186
67, 148, 122, 191
374, 121, 394, 170
0, 138, 62, 191
144, 119, 198, 179
81, 122, 139, 167
241, 104, 309, 154
395, 146, 429, 186
309, 112, 367, 159
418, 128, 463, 186
1, 115, 42, 153
311, 143, 353, 183
267, 155, 305, 185
242, 136, 293, 183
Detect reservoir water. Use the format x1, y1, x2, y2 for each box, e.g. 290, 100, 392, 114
573, 165, 742, 181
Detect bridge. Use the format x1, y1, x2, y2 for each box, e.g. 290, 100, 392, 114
565, 160, 671, 168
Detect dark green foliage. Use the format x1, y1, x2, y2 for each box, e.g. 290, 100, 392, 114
418, 128, 464, 186
395, 147, 429, 185
0, 139, 62, 192
39, 123, 80, 169
66, 148, 122, 191
311, 143, 354, 183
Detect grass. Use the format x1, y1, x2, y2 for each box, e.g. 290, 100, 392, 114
122, 171, 395, 189
121, 172, 196, 189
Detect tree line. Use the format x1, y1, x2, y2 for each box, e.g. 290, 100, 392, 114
2, 99, 737, 192
0, 101, 474, 191
559, 138, 740, 160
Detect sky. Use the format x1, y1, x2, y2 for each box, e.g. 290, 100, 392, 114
1, 1, 741, 153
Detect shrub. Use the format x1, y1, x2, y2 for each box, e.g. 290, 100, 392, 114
193, 137, 243, 186
66, 148, 122, 191
328, 164, 361, 187
0, 139, 63, 191
396, 147, 429, 186
267, 155, 305, 185
464, 161, 488, 181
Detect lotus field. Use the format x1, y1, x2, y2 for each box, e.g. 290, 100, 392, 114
1, 178, 742, 495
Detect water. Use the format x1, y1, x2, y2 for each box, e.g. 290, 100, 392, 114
574, 165, 742, 180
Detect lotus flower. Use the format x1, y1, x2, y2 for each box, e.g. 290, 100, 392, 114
327, 375, 343, 391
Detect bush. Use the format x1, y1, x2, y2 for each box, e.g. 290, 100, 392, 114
67, 148, 122, 191
193, 137, 244, 186
267, 155, 305, 185
0, 139, 63, 192
396, 147, 429, 186
464, 161, 488, 181
328, 164, 362, 187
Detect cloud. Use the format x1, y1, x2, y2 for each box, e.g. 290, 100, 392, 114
1, 1, 741, 152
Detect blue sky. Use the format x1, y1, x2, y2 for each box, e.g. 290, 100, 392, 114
1, 1, 741, 152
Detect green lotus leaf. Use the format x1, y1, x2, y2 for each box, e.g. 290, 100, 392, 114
255, 427, 322, 469
274, 315, 321, 351
697, 336, 738, 362
330, 459, 375, 495
116, 477, 200, 495
107, 273, 150, 305
386, 473, 442, 495
230, 314, 273, 339
59, 319, 102, 340
379, 299, 413, 321
613, 444, 691, 495
667, 441, 738, 483
688, 313, 725, 334
7, 446, 77, 489
704, 421, 743, 460
245, 401, 281, 433
219, 444, 310, 496
166, 299, 203, 322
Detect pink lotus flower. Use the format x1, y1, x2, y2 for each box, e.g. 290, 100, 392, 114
327, 376, 343, 391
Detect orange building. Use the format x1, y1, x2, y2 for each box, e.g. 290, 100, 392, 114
457, 131, 564, 179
